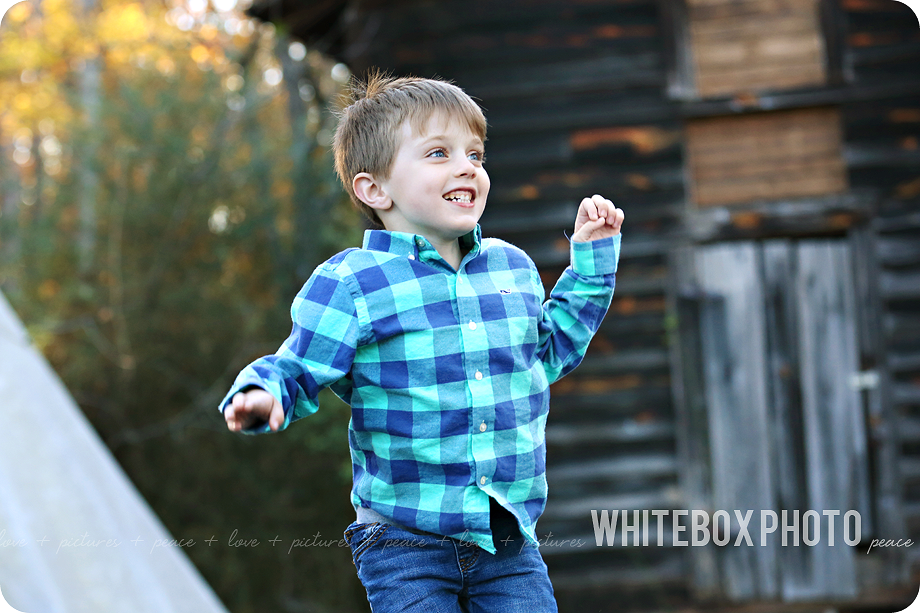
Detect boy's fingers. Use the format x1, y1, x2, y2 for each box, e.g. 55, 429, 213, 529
225, 393, 243, 430
255, 390, 276, 414
248, 391, 271, 414
591, 194, 609, 217
580, 197, 598, 221
225, 411, 241, 432
601, 196, 619, 219
226, 390, 277, 431
235, 392, 254, 416
572, 216, 608, 241
268, 402, 284, 432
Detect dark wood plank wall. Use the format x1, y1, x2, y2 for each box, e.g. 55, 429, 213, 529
838, 0, 920, 581
328, 0, 920, 609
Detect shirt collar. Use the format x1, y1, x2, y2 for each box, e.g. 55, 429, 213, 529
362, 224, 482, 261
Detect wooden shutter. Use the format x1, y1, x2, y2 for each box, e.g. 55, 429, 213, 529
686, 0, 829, 98
685, 107, 848, 207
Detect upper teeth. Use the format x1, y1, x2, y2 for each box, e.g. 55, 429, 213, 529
444, 191, 472, 203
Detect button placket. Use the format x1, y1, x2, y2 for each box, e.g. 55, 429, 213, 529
456, 271, 486, 388
458, 266, 494, 494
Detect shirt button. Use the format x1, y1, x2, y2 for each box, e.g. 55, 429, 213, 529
479, 422, 487, 432
468, 321, 477, 330
480, 476, 487, 485
407, 254, 415, 260
475, 371, 483, 380
458, 277, 464, 284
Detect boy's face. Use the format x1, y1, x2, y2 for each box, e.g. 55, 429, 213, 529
377, 111, 489, 245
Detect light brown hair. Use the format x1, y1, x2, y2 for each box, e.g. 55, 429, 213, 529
333, 72, 487, 227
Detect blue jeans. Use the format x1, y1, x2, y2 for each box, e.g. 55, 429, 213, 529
343, 509, 558, 612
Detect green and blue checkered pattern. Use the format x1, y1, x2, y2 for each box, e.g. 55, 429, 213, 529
220, 224, 620, 553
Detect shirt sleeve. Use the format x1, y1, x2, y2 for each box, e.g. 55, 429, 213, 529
534, 233, 621, 384
217, 264, 363, 434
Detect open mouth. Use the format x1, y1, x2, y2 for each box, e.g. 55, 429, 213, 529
443, 189, 475, 204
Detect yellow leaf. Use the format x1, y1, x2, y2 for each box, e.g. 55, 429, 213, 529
96, 3, 149, 44
7, 2, 32, 22
107, 48, 129, 65
200, 24, 217, 41
156, 56, 175, 75
14, 92, 30, 112
190, 44, 209, 64
32, 89, 52, 109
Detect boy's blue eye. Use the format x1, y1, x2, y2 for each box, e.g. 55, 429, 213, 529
429, 149, 446, 158
469, 151, 485, 162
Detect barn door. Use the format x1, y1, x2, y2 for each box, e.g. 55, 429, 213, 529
674, 239, 872, 602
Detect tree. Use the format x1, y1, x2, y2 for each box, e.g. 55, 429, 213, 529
0, 1, 368, 610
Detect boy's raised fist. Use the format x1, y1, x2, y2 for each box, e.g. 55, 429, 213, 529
571, 194, 624, 243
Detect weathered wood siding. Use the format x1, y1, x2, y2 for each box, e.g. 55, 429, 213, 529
686, 107, 848, 206
282, 0, 920, 608
838, 0, 920, 582
675, 240, 872, 600
686, 0, 829, 97
675, 0, 920, 602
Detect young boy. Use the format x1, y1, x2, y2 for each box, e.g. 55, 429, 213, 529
220, 75, 624, 612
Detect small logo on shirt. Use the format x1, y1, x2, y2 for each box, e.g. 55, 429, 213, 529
499, 288, 513, 294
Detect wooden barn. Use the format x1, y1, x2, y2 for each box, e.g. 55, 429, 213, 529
246, 0, 920, 610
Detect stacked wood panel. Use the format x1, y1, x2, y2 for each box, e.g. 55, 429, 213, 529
686, 0, 828, 97
685, 107, 848, 206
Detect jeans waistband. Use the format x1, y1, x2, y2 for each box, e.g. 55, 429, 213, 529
355, 506, 437, 537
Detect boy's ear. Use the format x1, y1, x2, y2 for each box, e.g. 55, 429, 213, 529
353, 173, 392, 212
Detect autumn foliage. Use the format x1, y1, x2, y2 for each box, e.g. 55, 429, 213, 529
0, 1, 368, 610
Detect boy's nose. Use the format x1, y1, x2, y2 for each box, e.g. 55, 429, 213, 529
455, 157, 477, 176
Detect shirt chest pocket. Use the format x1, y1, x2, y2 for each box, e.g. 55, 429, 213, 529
480, 288, 540, 347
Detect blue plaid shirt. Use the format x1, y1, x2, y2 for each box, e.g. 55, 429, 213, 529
220, 224, 620, 553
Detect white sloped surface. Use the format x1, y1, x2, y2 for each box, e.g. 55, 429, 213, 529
0, 291, 228, 613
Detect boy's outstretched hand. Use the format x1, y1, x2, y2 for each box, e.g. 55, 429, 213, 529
225, 388, 284, 432
571, 194, 624, 243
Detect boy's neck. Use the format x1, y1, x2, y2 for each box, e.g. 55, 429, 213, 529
429, 236, 464, 271
381, 226, 467, 272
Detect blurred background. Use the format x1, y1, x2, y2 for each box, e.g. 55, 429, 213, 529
1, 0, 919, 612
